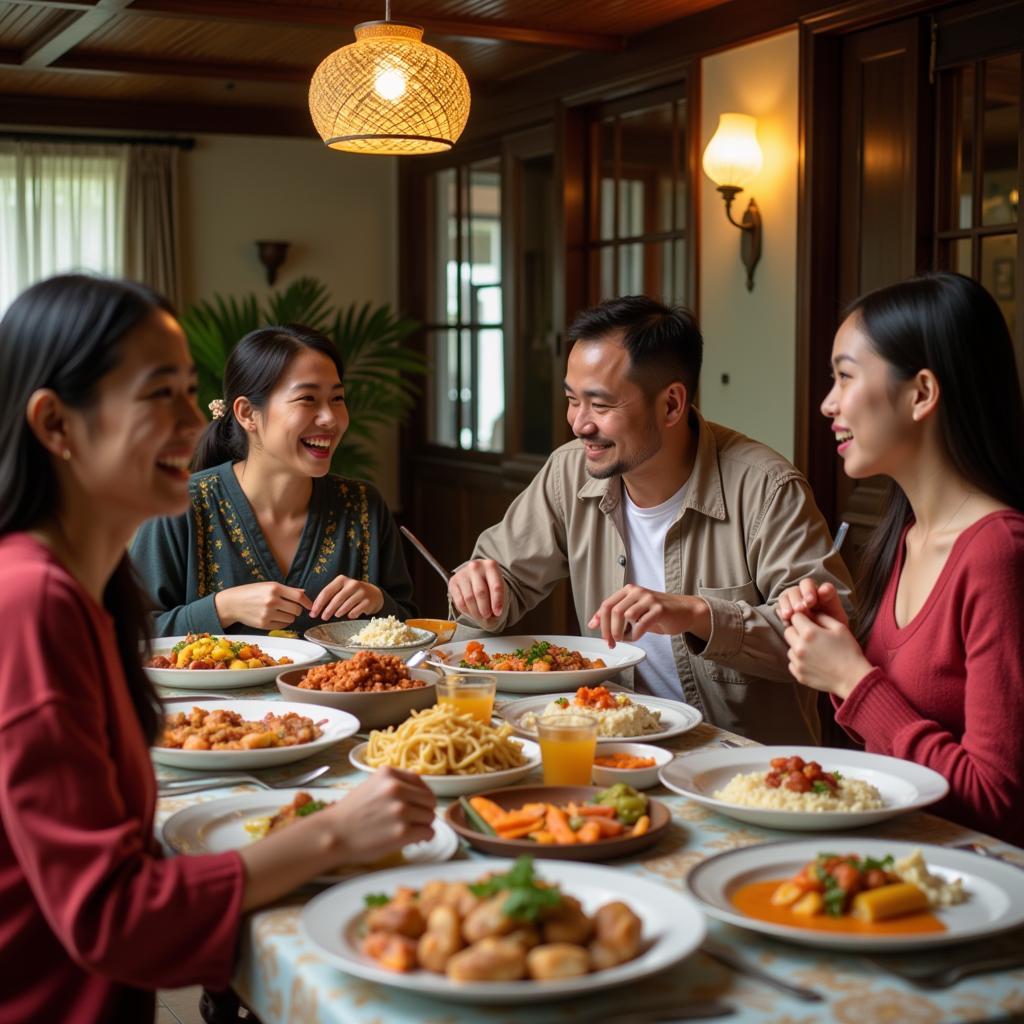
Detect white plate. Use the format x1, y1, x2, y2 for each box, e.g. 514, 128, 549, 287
146, 634, 326, 689
301, 859, 706, 1004
348, 739, 541, 796
153, 699, 359, 770
426, 635, 646, 694
686, 838, 1024, 952
162, 789, 458, 883
500, 692, 702, 744
658, 746, 948, 830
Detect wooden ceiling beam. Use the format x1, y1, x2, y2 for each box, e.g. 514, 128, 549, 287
22, 0, 136, 68
41, 52, 309, 82
9, 0, 624, 51
0, 90, 312, 136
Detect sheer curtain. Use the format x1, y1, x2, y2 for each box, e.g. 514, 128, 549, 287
0, 141, 127, 313
0, 139, 182, 313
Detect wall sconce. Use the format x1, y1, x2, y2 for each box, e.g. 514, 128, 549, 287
255, 240, 290, 285
702, 113, 764, 291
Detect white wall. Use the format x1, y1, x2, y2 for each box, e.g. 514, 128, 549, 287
698, 30, 799, 461
180, 134, 402, 506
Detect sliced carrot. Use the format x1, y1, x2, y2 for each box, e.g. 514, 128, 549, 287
631, 814, 650, 837
495, 821, 545, 840
575, 803, 617, 818
593, 817, 625, 837
530, 830, 558, 844
545, 804, 577, 844
469, 796, 507, 828
493, 804, 548, 829
576, 821, 602, 844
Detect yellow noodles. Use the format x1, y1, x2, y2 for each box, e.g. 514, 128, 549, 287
364, 703, 526, 776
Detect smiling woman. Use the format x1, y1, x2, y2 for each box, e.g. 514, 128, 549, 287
0, 274, 437, 1024
129, 324, 417, 637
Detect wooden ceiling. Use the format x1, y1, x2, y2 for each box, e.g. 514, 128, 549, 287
0, 0, 734, 136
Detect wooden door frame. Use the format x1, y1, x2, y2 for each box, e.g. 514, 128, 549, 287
794, 0, 943, 527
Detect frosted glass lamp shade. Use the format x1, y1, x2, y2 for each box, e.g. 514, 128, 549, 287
702, 113, 763, 189
309, 21, 471, 155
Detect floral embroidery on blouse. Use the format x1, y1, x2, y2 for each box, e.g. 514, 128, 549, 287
313, 479, 371, 580
192, 472, 265, 595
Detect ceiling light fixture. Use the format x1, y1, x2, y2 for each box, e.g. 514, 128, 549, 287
309, 0, 471, 155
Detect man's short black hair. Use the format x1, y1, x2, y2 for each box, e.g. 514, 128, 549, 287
566, 295, 703, 400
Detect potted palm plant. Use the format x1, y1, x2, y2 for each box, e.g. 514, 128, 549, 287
180, 276, 424, 479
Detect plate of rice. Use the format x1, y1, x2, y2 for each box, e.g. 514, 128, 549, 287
501, 688, 702, 744
305, 616, 436, 662
658, 746, 949, 830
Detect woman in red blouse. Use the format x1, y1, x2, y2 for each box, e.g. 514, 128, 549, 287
777, 272, 1024, 845
0, 275, 436, 1023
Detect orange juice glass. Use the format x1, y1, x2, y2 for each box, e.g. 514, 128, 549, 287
537, 713, 598, 786
436, 674, 497, 723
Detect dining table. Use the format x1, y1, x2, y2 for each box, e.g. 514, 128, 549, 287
154, 666, 1024, 1024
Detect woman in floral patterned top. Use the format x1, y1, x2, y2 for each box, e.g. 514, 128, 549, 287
131, 324, 416, 637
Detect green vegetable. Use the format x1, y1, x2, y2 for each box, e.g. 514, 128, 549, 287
861, 855, 894, 872
595, 783, 649, 825
364, 893, 390, 908
568, 816, 585, 831
811, 781, 834, 795
823, 883, 847, 917
468, 855, 561, 923
459, 796, 497, 836
296, 800, 328, 817
554, 697, 569, 708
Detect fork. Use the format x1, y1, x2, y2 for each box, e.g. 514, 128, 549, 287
952, 842, 1024, 868
864, 952, 1024, 989
158, 763, 331, 797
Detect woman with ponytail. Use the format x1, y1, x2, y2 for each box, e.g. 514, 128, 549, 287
776, 272, 1024, 843
0, 276, 434, 1023
130, 324, 416, 636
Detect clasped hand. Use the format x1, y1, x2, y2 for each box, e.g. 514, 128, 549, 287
777, 579, 870, 698
217, 575, 383, 630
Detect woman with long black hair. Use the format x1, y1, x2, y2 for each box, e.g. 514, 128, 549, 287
778, 272, 1024, 843
130, 323, 416, 636
0, 275, 435, 1023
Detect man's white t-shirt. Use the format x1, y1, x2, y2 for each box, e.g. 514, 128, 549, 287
621, 481, 689, 701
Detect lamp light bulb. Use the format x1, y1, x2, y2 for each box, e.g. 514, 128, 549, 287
374, 67, 407, 100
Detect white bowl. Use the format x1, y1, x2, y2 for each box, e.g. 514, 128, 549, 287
304, 621, 436, 662
591, 743, 674, 790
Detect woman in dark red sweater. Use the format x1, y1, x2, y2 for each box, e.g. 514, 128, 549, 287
0, 275, 436, 1023
777, 272, 1024, 845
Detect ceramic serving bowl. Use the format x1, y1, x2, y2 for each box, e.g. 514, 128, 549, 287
304, 620, 436, 662
591, 743, 674, 790
276, 664, 440, 729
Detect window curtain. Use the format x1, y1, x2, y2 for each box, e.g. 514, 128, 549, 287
0, 139, 182, 314
0, 141, 127, 313
123, 144, 181, 309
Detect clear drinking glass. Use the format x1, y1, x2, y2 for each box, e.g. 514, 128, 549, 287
436, 673, 497, 723
537, 712, 599, 786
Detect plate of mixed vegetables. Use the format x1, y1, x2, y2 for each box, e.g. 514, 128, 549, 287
445, 783, 670, 860
145, 632, 326, 689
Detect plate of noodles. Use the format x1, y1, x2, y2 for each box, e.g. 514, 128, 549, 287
348, 704, 541, 796
426, 635, 646, 694
162, 788, 459, 883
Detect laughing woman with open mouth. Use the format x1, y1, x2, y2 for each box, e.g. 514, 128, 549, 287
131, 323, 417, 636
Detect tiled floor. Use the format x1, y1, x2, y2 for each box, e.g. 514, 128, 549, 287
157, 986, 205, 1024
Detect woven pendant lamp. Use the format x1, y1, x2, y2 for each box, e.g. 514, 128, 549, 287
309, 3, 471, 155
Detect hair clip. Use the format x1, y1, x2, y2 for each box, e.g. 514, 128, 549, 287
208, 399, 227, 421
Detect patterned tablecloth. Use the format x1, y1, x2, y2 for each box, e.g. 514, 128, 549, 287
155, 683, 1024, 1024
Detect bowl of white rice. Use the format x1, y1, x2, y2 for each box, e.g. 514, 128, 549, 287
305, 616, 436, 662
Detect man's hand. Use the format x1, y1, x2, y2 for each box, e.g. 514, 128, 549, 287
448, 559, 507, 629
587, 585, 710, 647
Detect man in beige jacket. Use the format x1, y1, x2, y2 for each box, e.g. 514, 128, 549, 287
448, 296, 852, 744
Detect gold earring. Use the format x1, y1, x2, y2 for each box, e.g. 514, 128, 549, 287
61, 449, 71, 461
